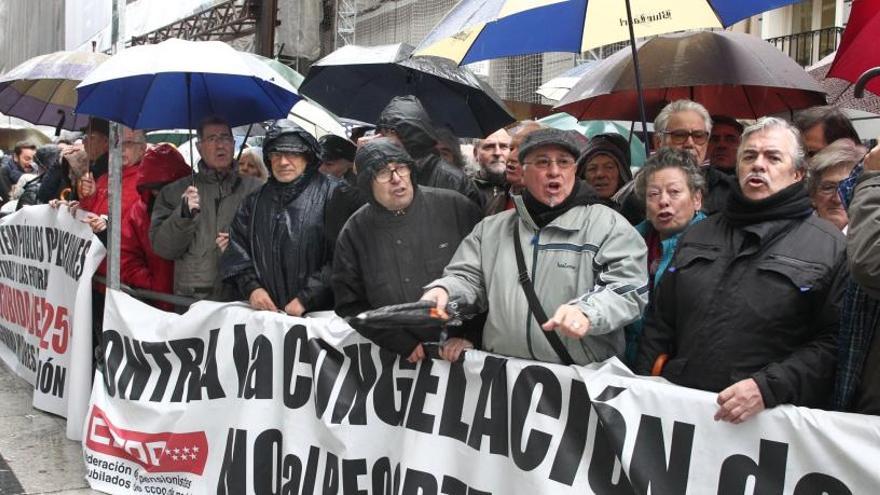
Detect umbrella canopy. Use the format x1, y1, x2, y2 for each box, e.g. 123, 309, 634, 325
299, 43, 514, 138
0, 126, 51, 151
0, 51, 109, 130
808, 52, 880, 114
415, 0, 805, 64
537, 113, 647, 167
555, 31, 826, 121
76, 38, 300, 129
827, 0, 880, 96
537, 61, 598, 101
247, 53, 305, 89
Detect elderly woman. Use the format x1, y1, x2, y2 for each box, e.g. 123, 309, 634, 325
635, 148, 707, 292
237, 146, 268, 182
577, 133, 633, 200
808, 138, 866, 232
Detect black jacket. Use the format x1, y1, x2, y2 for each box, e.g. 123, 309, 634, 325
702, 166, 735, 216
221, 170, 344, 311
636, 189, 847, 409
377, 96, 481, 206
332, 186, 481, 355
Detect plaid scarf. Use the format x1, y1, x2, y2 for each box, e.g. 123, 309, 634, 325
832, 162, 880, 410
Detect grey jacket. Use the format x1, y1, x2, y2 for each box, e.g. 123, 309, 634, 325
848, 171, 880, 299
428, 195, 649, 365
150, 163, 262, 299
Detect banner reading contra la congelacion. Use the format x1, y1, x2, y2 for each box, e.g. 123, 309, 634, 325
84, 290, 880, 494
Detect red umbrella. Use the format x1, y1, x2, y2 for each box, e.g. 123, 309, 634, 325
827, 0, 880, 95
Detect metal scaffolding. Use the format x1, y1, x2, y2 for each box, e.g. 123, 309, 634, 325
335, 0, 358, 49
128, 0, 260, 46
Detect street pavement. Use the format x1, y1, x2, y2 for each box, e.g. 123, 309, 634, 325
0, 360, 98, 495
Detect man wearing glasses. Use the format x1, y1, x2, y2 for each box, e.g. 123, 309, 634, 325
654, 100, 734, 215
221, 120, 344, 316
151, 116, 262, 302
332, 138, 481, 362
421, 128, 648, 366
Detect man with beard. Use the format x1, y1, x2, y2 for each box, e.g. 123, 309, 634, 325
376, 95, 482, 207
221, 120, 343, 314
421, 128, 647, 365
333, 138, 481, 362
472, 128, 511, 215
637, 117, 846, 422
151, 116, 262, 301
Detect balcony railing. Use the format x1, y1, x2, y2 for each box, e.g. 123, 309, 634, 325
765, 26, 843, 67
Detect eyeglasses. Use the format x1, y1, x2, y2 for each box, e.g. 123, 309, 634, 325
374, 164, 411, 183
816, 181, 841, 197
200, 134, 234, 145
662, 129, 710, 145
523, 157, 576, 169
268, 151, 305, 162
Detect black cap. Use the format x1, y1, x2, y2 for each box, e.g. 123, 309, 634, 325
262, 119, 321, 171
319, 135, 357, 162
79, 117, 110, 136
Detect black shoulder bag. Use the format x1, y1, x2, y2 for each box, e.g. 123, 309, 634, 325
512, 225, 576, 365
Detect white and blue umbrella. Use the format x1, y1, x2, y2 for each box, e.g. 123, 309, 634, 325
76, 38, 301, 130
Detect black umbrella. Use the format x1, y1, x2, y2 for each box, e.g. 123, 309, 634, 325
299, 43, 514, 138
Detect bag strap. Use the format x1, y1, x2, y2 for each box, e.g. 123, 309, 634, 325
513, 224, 576, 365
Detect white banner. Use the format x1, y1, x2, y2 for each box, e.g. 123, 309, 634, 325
0, 205, 105, 439
85, 290, 880, 494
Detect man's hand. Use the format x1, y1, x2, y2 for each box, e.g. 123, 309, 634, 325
284, 298, 306, 317
542, 304, 591, 338
420, 287, 449, 311
407, 343, 426, 363
865, 141, 880, 172
78, 172, 96, 198
215, 232, 230, 252
182, 186, 200, 213
81, 213, 107, 233
439, 337, 473, 362
248, 288, 277, 312
48, 199, 68, 209
715, 378, 765, 424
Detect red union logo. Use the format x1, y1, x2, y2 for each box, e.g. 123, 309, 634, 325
86, 405, 208, 475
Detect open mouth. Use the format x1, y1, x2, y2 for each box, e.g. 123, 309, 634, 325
546, 181, 562, 195
657, 211, 674, 222
746, 175, 767, 187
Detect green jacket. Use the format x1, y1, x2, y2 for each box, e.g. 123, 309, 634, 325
428, 195, 649, 365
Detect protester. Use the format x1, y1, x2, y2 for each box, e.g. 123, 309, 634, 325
221, 120, 343, 315
333, 138, 482, 361
376, 95, 482, 206
79, 118, 111, 193
707, 115, 743, 174
150, 116, 262, 301
78, 127, 146, 217
120, 144, 192, 308
836, 140, 880, 414
318, 135, 357, 183
653, 100, 732, 215
15, 144, 61, 210
1, 141, 37, 199
38, 145, 88, 203
237, 147, 268, 182
794, 105, 861, 157
637, 117, 846, 422
577, 133, 632, 201
434, 125, 468, 170
807, 139, 865, 231
472, 128, 511, 215
421, 128, 648, 365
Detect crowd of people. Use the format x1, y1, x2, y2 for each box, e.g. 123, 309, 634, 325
7, 95, 880, 422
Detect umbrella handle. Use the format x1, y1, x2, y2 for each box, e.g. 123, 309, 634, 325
854, 67, 880, 99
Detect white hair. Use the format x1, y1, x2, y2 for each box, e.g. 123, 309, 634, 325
654, 99, 712, 133
737, 117, 806, 171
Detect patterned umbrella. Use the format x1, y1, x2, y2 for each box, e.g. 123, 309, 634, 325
0, 51, 110, 131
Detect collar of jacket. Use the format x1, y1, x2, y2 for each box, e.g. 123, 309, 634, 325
368, 186, 423, 226
512, 193, 585, 233
198, 159, 240, 185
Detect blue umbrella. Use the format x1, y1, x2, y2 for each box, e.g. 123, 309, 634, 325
76, 39, 300, 129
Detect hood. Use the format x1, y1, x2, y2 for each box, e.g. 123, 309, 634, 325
262, 119, 321, 175
137, 143, 191, 193
577, 133, 633, 186
354, 137, 416, 206
376, 95, 439, 159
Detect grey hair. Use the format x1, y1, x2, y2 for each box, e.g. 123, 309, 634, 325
634, 147, 706, 201
737, 117, 807, 171
807, 138, 866, 192
239, 146, 268, 181
654, 99, 712, 134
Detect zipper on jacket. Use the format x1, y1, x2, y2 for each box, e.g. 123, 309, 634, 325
524, 227, 539, 361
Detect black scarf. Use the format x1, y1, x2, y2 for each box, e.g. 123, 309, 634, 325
723, 181, 813, 227
265, 167, 318, 210
523, 180, 602, 228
